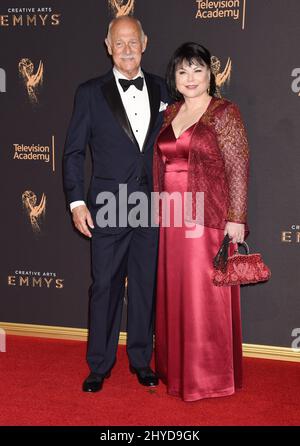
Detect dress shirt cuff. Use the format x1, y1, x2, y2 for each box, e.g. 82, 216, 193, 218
70, 200, 86, 212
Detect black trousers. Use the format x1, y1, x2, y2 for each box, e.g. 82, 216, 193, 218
86, 185, 159, 375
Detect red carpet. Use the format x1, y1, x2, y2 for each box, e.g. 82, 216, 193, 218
0, 335, 299, 426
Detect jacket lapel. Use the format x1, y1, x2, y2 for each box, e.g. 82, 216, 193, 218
141, 72, 161, 152
101, 70, 162, 152
101, 74, 139, 147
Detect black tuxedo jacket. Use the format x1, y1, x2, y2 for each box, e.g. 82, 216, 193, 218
63, 69, 169, 225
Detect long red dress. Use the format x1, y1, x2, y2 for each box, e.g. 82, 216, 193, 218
155, 120, 243, 402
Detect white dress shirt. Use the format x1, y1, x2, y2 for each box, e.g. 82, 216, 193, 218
113, 66, 150, 150
70, 66, 151, 212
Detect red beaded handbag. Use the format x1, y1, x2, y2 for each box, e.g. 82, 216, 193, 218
212, 234, 271, 286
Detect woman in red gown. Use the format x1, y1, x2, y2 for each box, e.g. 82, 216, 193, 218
153, 43, 250, 402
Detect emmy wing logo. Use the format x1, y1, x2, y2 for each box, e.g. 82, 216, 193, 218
18, 58, 44, 103
22, 190, 46, 232
211, 56, 232, 98
108, 0, 135, 17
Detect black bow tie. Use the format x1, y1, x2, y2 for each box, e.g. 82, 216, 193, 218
119, 77, 144, 92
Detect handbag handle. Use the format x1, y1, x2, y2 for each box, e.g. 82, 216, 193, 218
213, 235, 250, 271
233, 241, 250, 255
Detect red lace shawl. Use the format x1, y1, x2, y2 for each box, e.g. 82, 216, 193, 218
153, 97, 250, 235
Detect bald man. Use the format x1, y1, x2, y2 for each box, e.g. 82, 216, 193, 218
63, 16, 169, 392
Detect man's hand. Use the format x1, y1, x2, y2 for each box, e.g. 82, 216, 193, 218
72, 205, 94, 238
224, 222, 245, 244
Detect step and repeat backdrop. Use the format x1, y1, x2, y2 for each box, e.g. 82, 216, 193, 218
0, 0, 299, 348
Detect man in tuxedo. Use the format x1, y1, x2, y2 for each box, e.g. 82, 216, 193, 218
63, 16, 169, 392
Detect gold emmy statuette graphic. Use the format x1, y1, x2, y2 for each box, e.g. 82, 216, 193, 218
109, 0, 135, 17
18, 58, 44, 104
211, 56, 232, 98
22, 190, 46, 232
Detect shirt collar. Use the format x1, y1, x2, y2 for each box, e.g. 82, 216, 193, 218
113, 66, 144, 81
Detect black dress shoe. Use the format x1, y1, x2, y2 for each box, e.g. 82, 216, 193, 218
129, 365, 159, 387
82, 371, 111, 393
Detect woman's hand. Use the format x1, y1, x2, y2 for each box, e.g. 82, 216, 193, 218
224, 222, 245, 244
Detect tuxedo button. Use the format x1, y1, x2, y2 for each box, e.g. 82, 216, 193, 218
136, 176, 140, 181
